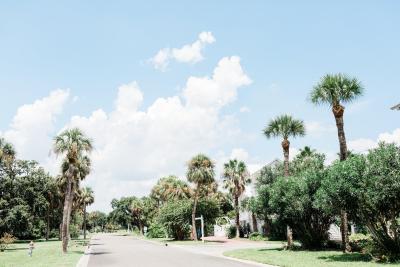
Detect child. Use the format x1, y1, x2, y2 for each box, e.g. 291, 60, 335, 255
28, 241, 34, 257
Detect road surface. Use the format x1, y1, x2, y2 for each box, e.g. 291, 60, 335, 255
86, 234, 265, 267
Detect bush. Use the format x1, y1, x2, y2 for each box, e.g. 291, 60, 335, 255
0, 233, 16, 252
157, 200, 192, 240
227, 225, 244, 239
249, 232, 264, 241
147, 221, 166, 238
266, 218, 287, 241
349, 233, 372, 252
69, 224, 80, 239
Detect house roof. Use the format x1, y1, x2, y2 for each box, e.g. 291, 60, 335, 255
391, 103, 400, 110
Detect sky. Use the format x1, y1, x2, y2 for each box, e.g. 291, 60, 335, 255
0, 1, 399, 212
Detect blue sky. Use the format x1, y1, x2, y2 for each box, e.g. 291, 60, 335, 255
1, 1, 399, 211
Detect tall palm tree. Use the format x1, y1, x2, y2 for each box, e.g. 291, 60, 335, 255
310, 73, 363, 252
53, 128, 92, 253
222, 159, 250, 238
187, 154, 215, 241
80, 187, 94, 240
264, 114, 305, 247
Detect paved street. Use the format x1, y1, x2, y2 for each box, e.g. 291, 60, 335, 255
86, 234, 267, 267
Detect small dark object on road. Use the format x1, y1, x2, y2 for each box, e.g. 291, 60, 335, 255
165, 243, 168, 246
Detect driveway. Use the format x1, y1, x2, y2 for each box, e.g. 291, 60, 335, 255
85, 234, 274, 267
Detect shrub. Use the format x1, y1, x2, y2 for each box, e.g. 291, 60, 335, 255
349, 233, 372, 252
270, 153, 335, 249
0, 233, 16, 252
147, 221, 166, 238
249, 232, 264, 241
69, 224, 80, 239
227, 225, 244, 239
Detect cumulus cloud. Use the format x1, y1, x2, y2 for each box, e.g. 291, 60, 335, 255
2, 89, 70, 161
348, 128, 400, 153
150, 31, 216, 71
239, 106, 251, 113
65, 56, 250, 211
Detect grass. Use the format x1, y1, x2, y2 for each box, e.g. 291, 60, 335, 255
0, 239, 88, 267
224, 247, 400, 267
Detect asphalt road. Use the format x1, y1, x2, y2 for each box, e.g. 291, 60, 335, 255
87, 234, 261, 267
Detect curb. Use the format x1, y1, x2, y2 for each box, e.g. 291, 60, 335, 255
76, 243, 92, 267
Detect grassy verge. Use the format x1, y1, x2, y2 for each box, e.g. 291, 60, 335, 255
0, 239, 88, 267
224, 248, 400, 267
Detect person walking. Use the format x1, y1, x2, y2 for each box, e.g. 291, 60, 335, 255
28, 241, 34, 257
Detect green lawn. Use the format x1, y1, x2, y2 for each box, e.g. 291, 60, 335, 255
224, 248, 400, 267
0, 239, 87, 267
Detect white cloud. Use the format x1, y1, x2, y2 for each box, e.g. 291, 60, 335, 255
305, 121, 336, 137
240, 106, 251, 113
2, 89, 70, 161
183, 56, 251, 109
64, 56, 250, 211
150, 31, 216, 71
348, 128, 400, 153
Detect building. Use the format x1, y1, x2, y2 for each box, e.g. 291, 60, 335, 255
238, 159, 280, 234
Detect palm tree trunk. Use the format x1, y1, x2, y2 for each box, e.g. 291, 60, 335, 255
191, 186, 199, 241
333, 106, 351, 253
46, 208, 50, 241
62, 177, 72, 253
67, 187, 75, 241
235, 195, 240, 238
251, 212, 258, 233
83, 204, 87, 240
282, 139, 294, 248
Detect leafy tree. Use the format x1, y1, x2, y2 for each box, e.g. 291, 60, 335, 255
150, 175, 192, 205
317, 143, 400, 260
310, 73, 364, 252
88, 211, 107, 232
222, 159, 250, 238
263, 114, 305, 247
269, 151, 335, 249
109, 197, 136, 228
53, 128, 93, 253
157, 198, 220, 240
186, 154, 215, 241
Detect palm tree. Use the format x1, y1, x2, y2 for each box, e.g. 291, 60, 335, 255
0, 138, 15, 167
187, 154, 215, 241
80, 187, 94, 240
310, 73, 363, 253
264, 114, 305, 247
222, 159, 250, 238
150, 175, 192, 204
53, 128, 92, 253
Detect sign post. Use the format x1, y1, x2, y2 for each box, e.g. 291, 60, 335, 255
195, 215, 205, 243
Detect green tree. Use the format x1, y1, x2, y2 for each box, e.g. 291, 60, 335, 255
53, 128, 92, 253
79, 187, 94, 240
186, 154, 215, 241
263, 114, 305, 247
269, 151, 335, 249
150, 175, 192, 205
317, 143, 400, 260
310, 73, 364, 253
222, 159, 250, 238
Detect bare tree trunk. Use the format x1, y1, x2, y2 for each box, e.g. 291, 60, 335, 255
333, 106, 351, 253
83, 204, 87, 240
282, 139, 294, 248
191, 187, 199, 241
67, 187, 75, 241
251, 212, 258, 233
235, 195, 240, 238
